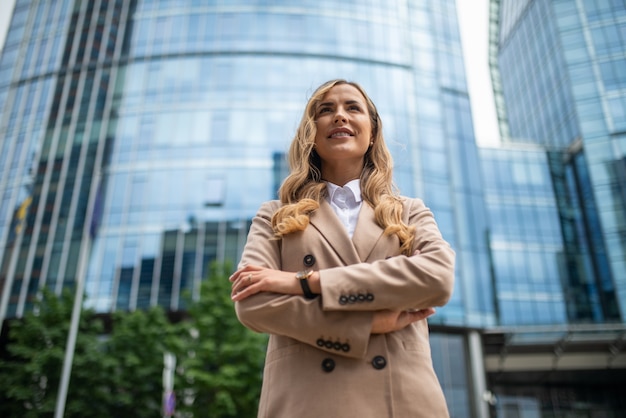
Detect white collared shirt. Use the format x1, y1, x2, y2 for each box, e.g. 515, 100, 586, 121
325, 179, 363, 238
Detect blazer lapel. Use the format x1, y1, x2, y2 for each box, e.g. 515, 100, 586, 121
352, 202, 386, 262
309, 200, 361, 265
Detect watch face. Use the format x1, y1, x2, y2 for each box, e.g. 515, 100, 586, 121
296, 270, 311, 280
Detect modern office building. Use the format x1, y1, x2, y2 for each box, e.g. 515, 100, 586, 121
1, 0, 623, 416
485, 0, 626, 415
0, 1, 488, 416
479, 143, 626, 415
491, 0, 625, 308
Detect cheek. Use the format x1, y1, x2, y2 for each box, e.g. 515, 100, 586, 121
361, 126, 373, 140
313, 131, 324, 145
313, 119, 328, 141
359, 117, 373, 136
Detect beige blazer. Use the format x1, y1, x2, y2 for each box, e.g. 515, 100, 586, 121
235, 197, 455, 418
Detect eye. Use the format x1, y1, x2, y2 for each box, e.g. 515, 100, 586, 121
317, 107, 332, 115
349, 105, 362, 112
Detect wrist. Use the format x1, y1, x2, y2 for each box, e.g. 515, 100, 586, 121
296, 270, 318, 299
307, 271, 321, 294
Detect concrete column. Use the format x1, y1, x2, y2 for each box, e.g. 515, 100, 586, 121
468, 330, 490, 418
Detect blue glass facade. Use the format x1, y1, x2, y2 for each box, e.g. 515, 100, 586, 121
0, 1, 492, 416
479, 145, 626, 416
481, 141, 619, 325
486, 0, 626, 415
2, 0, 625, 416
0, 0, 493, 324
2, 0, 625, 415
480, 145, 568, 325
493, 0, 626, 320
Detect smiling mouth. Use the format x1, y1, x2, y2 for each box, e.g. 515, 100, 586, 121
328, 131, 354, 138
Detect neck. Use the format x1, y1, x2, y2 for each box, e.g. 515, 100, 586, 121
321, 159, 363, 186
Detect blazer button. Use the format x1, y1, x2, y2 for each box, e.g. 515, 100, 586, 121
341, 343, 350, 352
372, 355, 387, 370
357, 293, 366, 302
303, 254, 316, 267
366, 293, 375, 302
333, 342, 342, 351
321, 358, 335, 373
324, 341, 333, 349
339, 295, 348, 305
317, 338, 325, 348
348, 295, 357, 303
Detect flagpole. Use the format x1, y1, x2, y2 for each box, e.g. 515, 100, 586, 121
54, 238, 90, 418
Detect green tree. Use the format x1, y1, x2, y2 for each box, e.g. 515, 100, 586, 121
101, 306, 184, 418
0, 290, 185, 418
0, 288, 109, 418
0, 262, 267, 417
177, 262, 268, 417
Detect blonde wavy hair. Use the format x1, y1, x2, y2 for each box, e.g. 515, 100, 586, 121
272, 79, 416, 256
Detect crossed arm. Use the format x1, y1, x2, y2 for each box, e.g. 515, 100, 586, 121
230, 255, 436, 334
230, 199, 455, 357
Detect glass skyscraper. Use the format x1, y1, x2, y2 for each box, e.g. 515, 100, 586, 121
1, 0, 624, 416
0, 1, 487, 416
491, 0, 625, 315
486, 0, 626, 323
485, 0, 626, 415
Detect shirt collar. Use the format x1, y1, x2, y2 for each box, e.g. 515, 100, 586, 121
325, 179, 362, 204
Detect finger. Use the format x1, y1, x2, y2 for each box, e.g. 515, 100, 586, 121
230, 266, 253, 285
231, 276, 249, 297
231, 281, 260, 301
232, 284, 250, 299
236, 270, 263, 294
230, 271, 242, 287
229, 269, 245, 283
413, 249, 421, 256
230, 265, 263, 280
230, 272, 245, 292
233, 272, 254, 293
409, 308, 435, 321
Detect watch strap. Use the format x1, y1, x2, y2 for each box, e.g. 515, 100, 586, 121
296, 270, 317, 299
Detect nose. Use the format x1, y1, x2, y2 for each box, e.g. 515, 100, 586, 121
334, 109, 347, 124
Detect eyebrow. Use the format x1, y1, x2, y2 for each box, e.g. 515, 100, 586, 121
317, 99, 363, 109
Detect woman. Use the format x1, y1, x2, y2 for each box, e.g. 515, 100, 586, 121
230, 79, 455, 417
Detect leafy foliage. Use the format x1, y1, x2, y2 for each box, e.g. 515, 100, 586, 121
100, 307, 184, 418
0, 288, 107, 418
177, 261, 268, 417
0, 261, 267, 417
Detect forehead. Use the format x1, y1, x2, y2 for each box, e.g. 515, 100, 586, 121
319, 84, 367, 104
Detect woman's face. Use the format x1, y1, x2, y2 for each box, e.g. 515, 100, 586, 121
313, 84, 373, 172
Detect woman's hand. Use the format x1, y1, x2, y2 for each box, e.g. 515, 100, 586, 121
370, 308, 435, 334
230, 265, 300, 301
231, 250, 422, 303
367, 249, 433, 334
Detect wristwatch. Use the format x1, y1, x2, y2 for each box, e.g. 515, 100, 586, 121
296, 270, 318, 299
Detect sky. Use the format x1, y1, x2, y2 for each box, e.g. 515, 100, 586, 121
0, 0, 500, 146
457, 0, 501, 146
0, 0, 15, 52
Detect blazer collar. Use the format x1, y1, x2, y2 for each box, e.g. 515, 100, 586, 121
309, 200, 385, 263
352, 201, 386, 261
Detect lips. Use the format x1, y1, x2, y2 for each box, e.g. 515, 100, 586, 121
327, 128, 354, 138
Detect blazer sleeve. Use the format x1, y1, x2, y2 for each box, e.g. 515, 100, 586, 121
233, 201, 374, 359
319, 197, 455, 312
